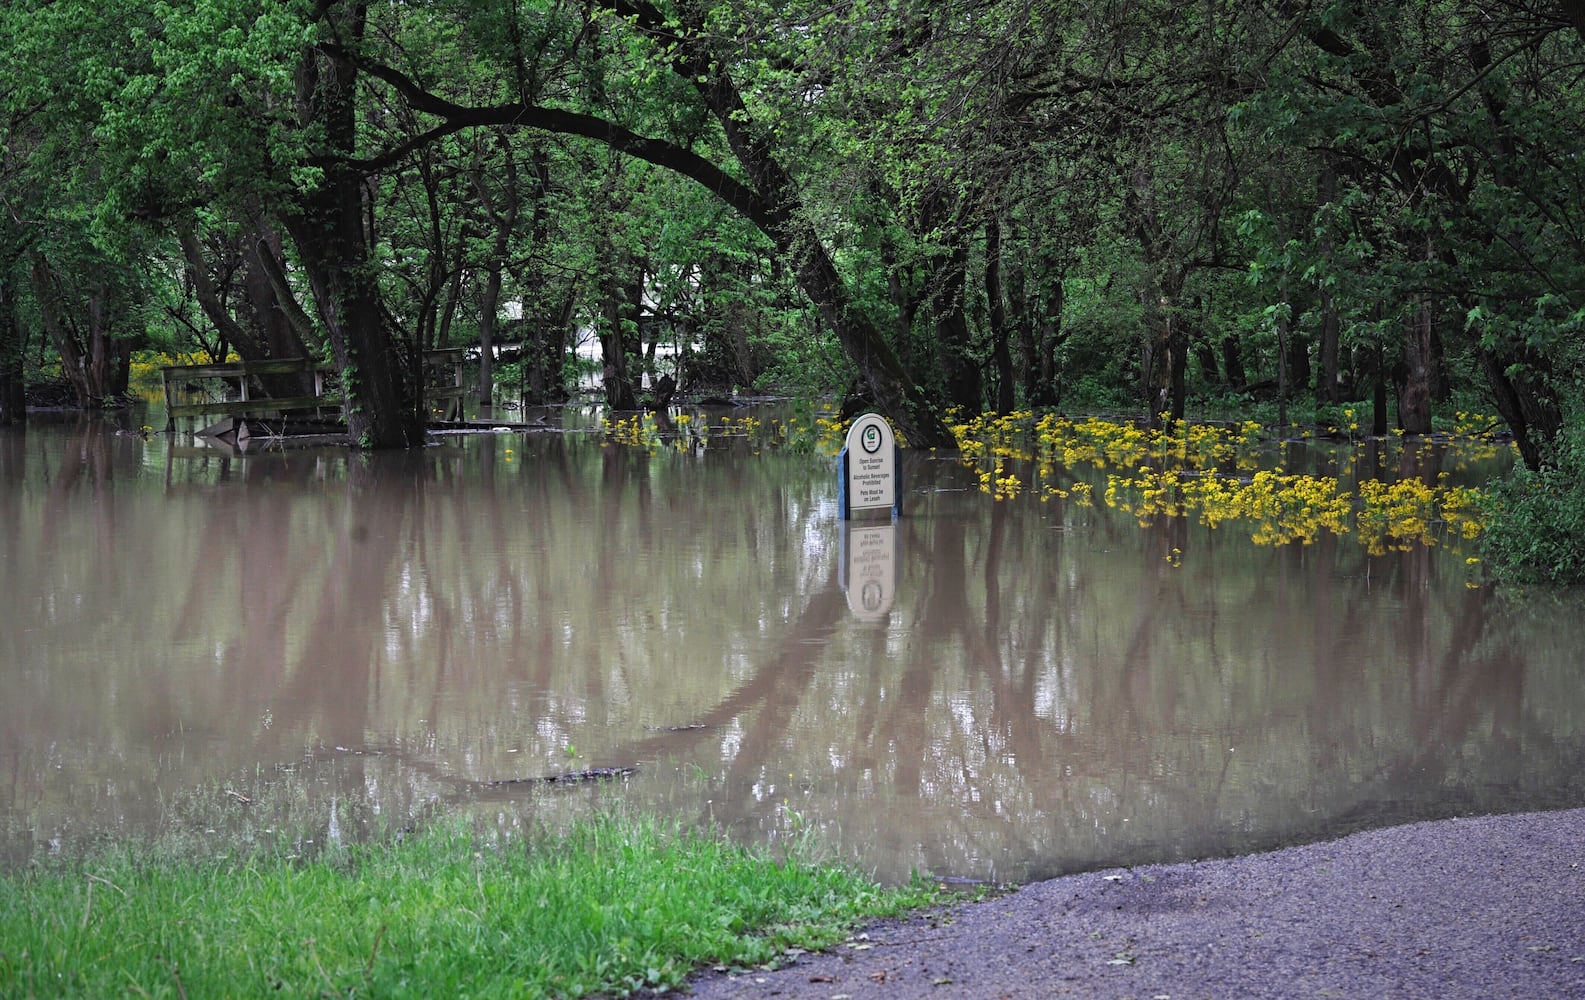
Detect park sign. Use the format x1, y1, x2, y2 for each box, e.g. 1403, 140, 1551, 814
839, 413, 901, 519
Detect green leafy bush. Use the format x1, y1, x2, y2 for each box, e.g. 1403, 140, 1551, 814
1480, 425, 1585, 586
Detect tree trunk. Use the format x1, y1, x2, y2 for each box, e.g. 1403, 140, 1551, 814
1285, 331, 1311, 402
1169, 317, 1188, 425
0, 275, 24, 426
28, 261, 129, 406
985, 215, 1014, 415
791, 244, 950, 446
1220, 334, 1246, 392
1016, 273, 1064, 409
1478, 346, 1562, 471
932, 245, 981, 415
283, 7, 422, 449
526, 284, 576, 405
1398, 299, 1434, 435
1191, 297, 1221, 388
30, 257, 89, 406
1276, 292, 1290, 429
598, 266, 641, 412
241, 226, 317, 397
1316, 158, 1340, 409
177, 221, 312, 400
1372, 339, 1389, 437
478, 265, 502, 408
613, 0, 953, 447
284, 177, 422, 448
1143, 285, 1186, 430
247, 219, 322, 348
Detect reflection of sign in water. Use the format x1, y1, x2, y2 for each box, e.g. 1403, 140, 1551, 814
839, 413, 900, 519
840, 523, 897, 620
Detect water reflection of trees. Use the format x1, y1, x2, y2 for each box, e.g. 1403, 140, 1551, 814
4, 424, 1585, 882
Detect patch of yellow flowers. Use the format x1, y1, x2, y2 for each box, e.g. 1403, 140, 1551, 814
952, 410, 1496, 556
601, 411, 780, 453
602, 404, 1497, 560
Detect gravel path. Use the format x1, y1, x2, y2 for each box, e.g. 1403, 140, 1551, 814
680, 808, 1585, 999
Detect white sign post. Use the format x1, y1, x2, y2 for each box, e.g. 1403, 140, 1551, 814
839, 413, 901, 519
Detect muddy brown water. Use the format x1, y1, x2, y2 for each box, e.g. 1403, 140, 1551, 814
4, 410, 1585, 883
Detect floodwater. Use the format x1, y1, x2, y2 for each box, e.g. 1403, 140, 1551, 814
4, 409, 1585, 884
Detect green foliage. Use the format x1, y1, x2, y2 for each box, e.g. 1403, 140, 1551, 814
1480, 425, 1585, 586
0, 813, 936, 998
5, 0, 1585, 446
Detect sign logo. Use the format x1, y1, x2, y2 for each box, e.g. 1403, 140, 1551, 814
860, 424, 883, 454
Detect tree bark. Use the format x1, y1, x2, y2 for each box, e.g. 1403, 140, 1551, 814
247, 219, 321, 348
1142, 284, 1187, 430
1316, 158, 1340, 409
598, 268, 642, 412
930, 242, 981, 415
472, 137, 521, 409
478, 266, 502, 409
0, 275, 24, 425
1398, 299, 1434, 435
1478, 346, 1563, 471
985, 215, 1015, 414
26, 259, 127, 406
1220, 334, 1246, 392
286, 10, 422, 449
30, 257, 89, 406
176, 222, 263, 360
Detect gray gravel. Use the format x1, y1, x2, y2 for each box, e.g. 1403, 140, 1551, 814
680, 808, 1585, 999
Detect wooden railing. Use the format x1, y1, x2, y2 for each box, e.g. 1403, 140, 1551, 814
424, 347, 466, 421
160, 357, 340, 431
162, 350, 471, 432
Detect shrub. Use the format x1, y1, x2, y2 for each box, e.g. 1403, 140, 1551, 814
1480, 424, 1585, 586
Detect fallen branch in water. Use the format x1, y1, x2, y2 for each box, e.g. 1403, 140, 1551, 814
486, 765, 638, 787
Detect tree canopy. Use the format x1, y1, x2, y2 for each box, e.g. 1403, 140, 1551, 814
1, 0, 1581, 463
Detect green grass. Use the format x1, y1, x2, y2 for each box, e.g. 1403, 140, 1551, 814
0, 814, 937, 998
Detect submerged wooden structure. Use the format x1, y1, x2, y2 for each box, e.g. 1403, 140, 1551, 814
160, 351, 469, 440
160, 357, 339, 433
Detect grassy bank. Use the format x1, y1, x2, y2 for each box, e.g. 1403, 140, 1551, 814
0, 814, 937, 998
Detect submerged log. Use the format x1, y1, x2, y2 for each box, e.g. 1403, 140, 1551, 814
486, 765, 638, 787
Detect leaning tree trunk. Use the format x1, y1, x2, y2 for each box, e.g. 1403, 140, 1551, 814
241, 224, 318, 398
625, 0, 954, 448
1478, 345, 1562, 471
285, 190, 423, 449
177, 221, 316, 400
790, 245, 951, 447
